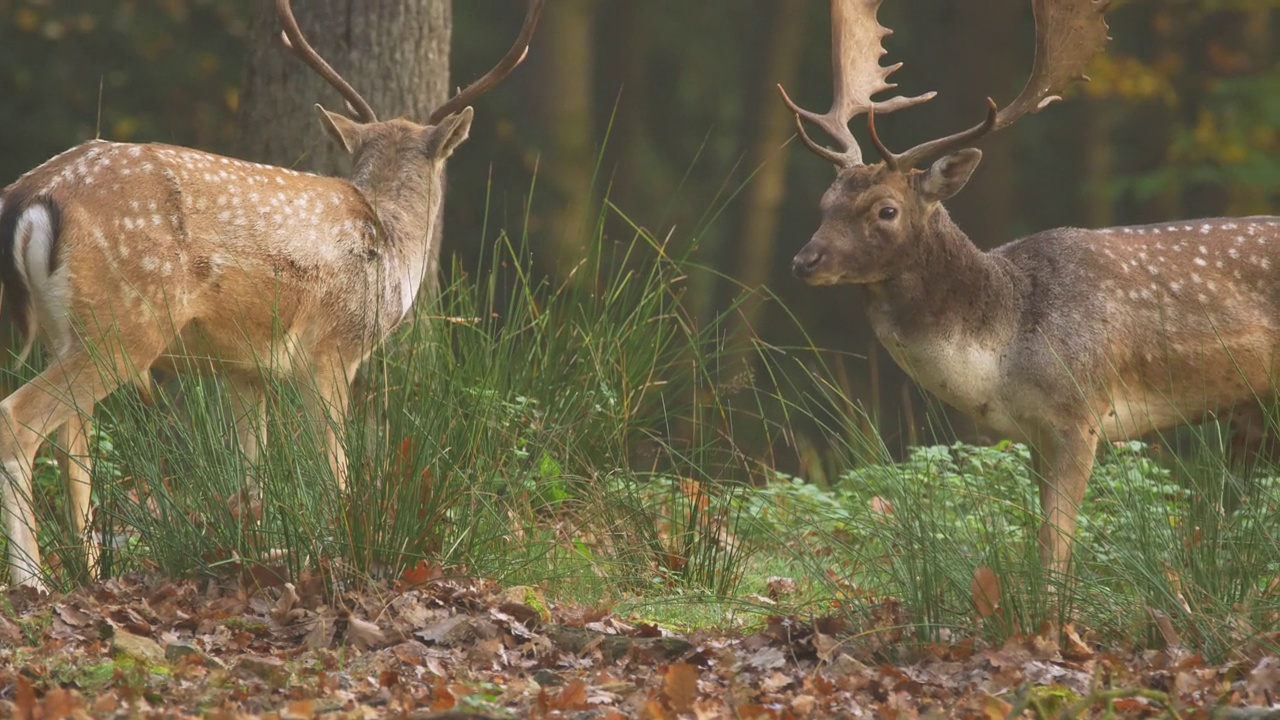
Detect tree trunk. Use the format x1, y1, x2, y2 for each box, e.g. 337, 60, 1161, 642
236, 0, 451, 176
528, 0, 597, 281
725, 0, 808, 361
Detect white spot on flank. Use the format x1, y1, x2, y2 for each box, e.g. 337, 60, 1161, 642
1229, 248, 1241, 259
1198, 245, 1208, 255
1224, 223, 1237, 230
141, 256, 158, 272
1200, 224, 1211, 234
1183, 225, 1193, 231
1192, 272, 1202, 284
1122, 228, 1133, 234
1194, 257, 1207, 267
1169, 281, 1182, 293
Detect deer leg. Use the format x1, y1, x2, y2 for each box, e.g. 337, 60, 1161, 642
1032, 425, 1099, 579
299, 358, 357, 491
0, 352, 135, 589
55, 407, 98, 578
226, 374, 265, 467
223, 373, 266, 521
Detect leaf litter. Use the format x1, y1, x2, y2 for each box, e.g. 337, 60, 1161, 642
0, 573, 1277, 719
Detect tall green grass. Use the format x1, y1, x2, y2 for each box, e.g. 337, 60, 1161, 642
11, 201, 787, 598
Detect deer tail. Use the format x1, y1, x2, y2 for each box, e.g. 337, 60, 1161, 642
0, 188, 58, 368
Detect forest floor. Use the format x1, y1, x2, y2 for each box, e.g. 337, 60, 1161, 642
2, 572, 1278, 719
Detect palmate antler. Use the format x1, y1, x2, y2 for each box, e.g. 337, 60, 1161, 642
776, 0, 933, 166
782, 0, 1111, 170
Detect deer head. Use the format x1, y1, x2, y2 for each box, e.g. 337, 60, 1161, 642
780, 0, 1110, 286
277, 0, 544, 201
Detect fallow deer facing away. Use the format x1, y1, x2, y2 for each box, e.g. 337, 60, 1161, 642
0, 0, 545, 590
780, 0, 1280, 579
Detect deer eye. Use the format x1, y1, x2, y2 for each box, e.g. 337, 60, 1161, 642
878, 206, 898, 221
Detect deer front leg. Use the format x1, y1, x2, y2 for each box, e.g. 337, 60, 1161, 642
226, 374, 265, 467
55, 408, 99, 578
299, 358, 357, 491
1031, 424, 1099, 578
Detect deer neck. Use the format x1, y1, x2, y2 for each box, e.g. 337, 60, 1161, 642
863, 207, 1024, 356
351, 164, 445, 320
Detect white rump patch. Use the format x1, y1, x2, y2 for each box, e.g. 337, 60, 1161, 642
16, 204, 56, 289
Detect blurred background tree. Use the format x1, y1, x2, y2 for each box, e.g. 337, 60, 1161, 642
1, 0, 1277, 476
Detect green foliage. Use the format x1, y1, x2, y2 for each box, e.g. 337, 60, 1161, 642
741, 436, 1280, 658
0, 0, 250, 178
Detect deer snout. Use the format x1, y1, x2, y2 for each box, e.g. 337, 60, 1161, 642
792, 246, 825, 280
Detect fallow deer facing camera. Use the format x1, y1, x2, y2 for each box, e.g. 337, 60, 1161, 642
0, 0, 544, 590
781, 0, 1280, 579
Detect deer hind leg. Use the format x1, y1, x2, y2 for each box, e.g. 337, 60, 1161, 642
55, 407, 99, 578
1, 352, 125, 588
298, 357, 358, 491
1031, 424, 1100, 579
1222, 402, 1273, 515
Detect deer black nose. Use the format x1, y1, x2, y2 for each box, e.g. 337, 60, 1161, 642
792, 249, 823, 279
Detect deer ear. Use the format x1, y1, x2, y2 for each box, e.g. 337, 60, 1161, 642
315, 104, 363, 154
920, 149, 983, 204
422, 107, 474, 159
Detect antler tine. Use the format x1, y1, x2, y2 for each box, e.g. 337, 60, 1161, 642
428, 0, 546, 125
276, 0, 377, 123
889, 0, 1110, 170
778, 0, 933, 169
888, 98, 998, 170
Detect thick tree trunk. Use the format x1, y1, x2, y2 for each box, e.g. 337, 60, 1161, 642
236, 0, 451, 176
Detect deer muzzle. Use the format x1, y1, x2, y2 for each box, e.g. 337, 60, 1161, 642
792, 245, 825, 281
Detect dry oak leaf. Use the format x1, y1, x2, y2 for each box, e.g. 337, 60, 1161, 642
663, 662, 700, 713
346, 615, 388, 649
970, 565, 1001, 618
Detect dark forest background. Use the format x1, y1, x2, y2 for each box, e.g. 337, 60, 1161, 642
1, 0, 1277, 473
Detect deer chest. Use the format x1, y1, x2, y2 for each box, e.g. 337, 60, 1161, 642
875, 325, 1023, 432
